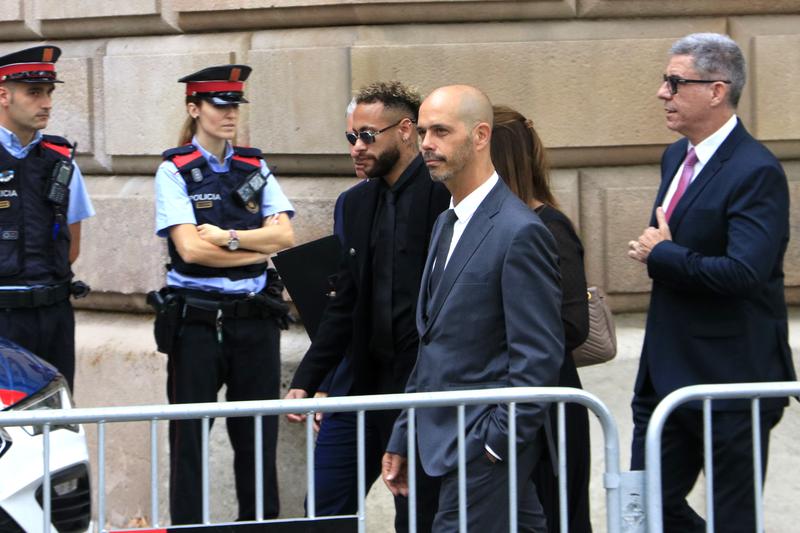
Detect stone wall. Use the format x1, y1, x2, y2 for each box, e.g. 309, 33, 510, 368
0, 0, 800, 310
2, 1, 799, 311
3, 0, 800, 527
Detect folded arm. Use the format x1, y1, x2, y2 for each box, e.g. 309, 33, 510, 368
168, 224, 268, 267
196, 212, 295, 254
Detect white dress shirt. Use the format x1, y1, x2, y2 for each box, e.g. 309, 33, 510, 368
661, 114, 738, 210
443, 171, 499, 268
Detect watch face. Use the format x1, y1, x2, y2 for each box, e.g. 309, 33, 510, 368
228, 238, 240, 251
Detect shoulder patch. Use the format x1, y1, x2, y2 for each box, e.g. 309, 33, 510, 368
163, 145, 203, 169
161, 144, 197, 160
231, 153, 261, 169
41, 134, 72, 147
40, 140, 72, 158
232, 146, 263, 170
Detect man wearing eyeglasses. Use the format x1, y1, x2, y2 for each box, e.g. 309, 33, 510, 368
286, 81, 448, 531
627, 33, 795, 533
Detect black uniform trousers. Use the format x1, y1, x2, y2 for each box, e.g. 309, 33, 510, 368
0, 299, 75, 389
631, 378, 783, 533
167, 310, 281, 525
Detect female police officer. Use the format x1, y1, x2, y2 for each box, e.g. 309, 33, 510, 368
153, 64, 294, 524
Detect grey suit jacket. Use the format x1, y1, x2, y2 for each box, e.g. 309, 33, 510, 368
387, 178, 565, 477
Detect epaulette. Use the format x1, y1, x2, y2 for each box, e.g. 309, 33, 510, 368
232, 145, 263, 169
41, 134, 73, 158
162, 145, 203, 169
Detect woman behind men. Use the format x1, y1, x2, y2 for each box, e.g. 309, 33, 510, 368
491, 105, 592, 533
153, 64, 295, 524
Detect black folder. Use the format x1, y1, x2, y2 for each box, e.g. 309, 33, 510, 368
272, 234, 342, 341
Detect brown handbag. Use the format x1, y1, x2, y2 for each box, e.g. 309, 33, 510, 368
572, 286, 617, 367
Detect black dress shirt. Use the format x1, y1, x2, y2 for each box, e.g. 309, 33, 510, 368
369, 155, 426, 363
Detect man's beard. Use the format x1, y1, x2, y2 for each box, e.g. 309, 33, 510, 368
366, 145, 401, 179
424, 137, 472, 183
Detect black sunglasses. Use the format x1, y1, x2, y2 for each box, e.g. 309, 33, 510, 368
662, 74, 732, 95
346, 118, 409, 146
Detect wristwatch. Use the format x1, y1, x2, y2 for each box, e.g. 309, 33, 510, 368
227, 229, 240, 251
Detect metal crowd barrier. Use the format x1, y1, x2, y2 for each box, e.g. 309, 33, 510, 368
644, 381, 800, 533
0, 386, 632, 533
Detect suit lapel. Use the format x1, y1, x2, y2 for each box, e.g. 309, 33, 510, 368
417, 214, 444, 334
668, 120, 746, 233
421, 180, 507, 335
652, 139, 688, 226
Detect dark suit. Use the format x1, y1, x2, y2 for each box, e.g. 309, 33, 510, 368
631, 119, 796, 533
389, 177, 564, 532
291, 155, 450, 530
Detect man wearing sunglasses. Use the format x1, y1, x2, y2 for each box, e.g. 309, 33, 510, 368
286, 81, 448, 531
627, 33, 795, 533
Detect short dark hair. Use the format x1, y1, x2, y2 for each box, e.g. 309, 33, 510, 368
355, 81, 421, 121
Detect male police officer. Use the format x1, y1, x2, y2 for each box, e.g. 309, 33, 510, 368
0, 45, 94, 390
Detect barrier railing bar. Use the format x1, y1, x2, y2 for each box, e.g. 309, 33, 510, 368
43, 423, 51, 533
202, 416, 210, 524
150, 419, 159, 527
558, 401, 568, 533
0, 387, 621, 533
703, 399, 713, 533
98, 421, 106, 533
751, 399, 763, 533
357, 410, 365, 533
508, 402, 518, 533
0, 387, 611, 425
255, 414, 264, 521
408, 407, 417, 533
457, 404, 466, 533
645, 382, 800, 533
306, 413, 315, 518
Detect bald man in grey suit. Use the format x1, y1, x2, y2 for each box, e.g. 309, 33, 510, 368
382, 85, 564, 532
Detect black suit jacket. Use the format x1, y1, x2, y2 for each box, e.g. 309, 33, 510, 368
635, 119, 796, 410
291, 158, 450, 395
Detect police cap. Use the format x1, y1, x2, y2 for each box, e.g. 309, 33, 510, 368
0, 45, 63, 84
179, 64, 252, 105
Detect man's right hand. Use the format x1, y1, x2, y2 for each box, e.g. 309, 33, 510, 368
312, 391, 329, 432
382, 452, 409, 497
284, 388, 309, 423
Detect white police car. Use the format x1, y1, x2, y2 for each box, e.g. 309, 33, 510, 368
0, 337, 91, 532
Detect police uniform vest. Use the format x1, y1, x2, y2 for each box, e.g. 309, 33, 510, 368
0, 135, 73, 286
163, 144, 268, 281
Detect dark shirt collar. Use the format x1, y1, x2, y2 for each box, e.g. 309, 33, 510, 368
378, 153, 423, 195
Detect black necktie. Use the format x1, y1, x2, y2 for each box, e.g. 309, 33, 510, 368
429, 209, 458, 296
371, 188, 396, 354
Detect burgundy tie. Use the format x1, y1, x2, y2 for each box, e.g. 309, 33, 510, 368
664, 148, 698, 221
